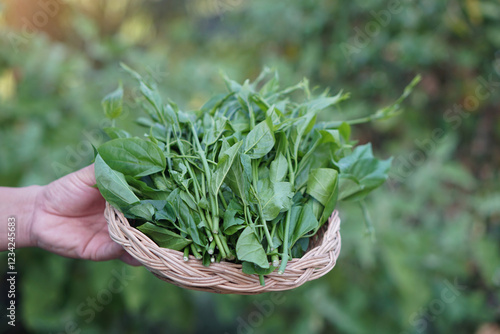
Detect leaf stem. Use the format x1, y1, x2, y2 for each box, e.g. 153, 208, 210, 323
213, 234, 228, 259
278, 209, 292, 274
251, 161, 274, 250
190, 244, 202, 260
219, 190, 228, 210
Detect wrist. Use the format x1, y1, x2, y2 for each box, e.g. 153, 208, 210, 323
0, 185, 42, 250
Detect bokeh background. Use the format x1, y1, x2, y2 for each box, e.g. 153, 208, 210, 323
1, 0, 499, 333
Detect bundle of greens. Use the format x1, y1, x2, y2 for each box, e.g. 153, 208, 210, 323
95, 66, 419, 277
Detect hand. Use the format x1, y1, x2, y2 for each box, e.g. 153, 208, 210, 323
30, 164, 140, 265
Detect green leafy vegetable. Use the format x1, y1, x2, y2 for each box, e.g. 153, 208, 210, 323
95, 68, 418, 280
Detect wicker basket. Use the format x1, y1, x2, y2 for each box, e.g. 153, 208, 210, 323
105, 202, 341, 294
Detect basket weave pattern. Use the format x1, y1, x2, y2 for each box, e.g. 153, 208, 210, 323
105, 202, 341, 294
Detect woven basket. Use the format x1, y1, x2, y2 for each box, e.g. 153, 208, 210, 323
105, 202, 341, 294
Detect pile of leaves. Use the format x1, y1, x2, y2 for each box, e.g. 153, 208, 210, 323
95, 66, 419, 279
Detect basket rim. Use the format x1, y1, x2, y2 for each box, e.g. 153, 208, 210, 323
105, 202, 341, 294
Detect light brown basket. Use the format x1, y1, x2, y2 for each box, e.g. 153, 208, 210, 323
105, 202, 341, 294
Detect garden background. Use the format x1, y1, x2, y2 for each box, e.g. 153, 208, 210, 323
1, 0, 499, 333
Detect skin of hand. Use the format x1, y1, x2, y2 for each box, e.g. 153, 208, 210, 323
1, 165, 140, 266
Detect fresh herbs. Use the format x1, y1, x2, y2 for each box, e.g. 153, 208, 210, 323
95, 66, 419, 280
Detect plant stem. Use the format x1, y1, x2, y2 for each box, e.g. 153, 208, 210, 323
207, 240, 216, 255
278, 209, 292, 274
251, 160, 274, 250
271, 254, 280, 267
256, 201, 274, 251
279, 148, 296, 274
219, 233, 232, 258
213, 234, 227, 259
219, 190, 228, 210
190, 244, 202, 259
259, 275, 265, 286
286, 149, 295, 185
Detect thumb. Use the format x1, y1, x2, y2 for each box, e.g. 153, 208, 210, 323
73, 164, 97, 188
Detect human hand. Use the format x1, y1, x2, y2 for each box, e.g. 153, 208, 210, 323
29, 164, 140, 265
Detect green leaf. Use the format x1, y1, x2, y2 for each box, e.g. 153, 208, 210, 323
223, 200, 245, 235
301, 90, 349, 114
211, 141, 243, 195
94, 154, 140, 209
226, 153, 251, 205
236, 226, 269, 269
338, 122, 351, 141
290, 237, 310, 258
137, 222, 192, 251
257, 179, 293, 221
101, 85, 123, 120
98, 138, 166, 177
307, 168, 339, 206
202, 113, 228, 146
222, 209, 245, 235
140, 81, 163, 114
125, 176, 168, 200
291, 201, 319, 247
319, 129, 340, 145
244, 117, 275, 159
175, 196, 205, 247
338, 144, 392, 201
241, 262, 276, 275
269, 153, 288, 183
103, 127, 131, 140
155, 202, 176, 222
306, 168, 339, 225
127, 202, 155, 221
290, 113, 316, 159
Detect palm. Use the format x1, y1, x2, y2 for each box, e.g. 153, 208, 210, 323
32, 165, 130, 262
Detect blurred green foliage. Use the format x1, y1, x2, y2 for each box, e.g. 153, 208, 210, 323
1, 0, 499, 333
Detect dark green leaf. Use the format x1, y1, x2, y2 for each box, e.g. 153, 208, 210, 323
291, 201, 318, 247
236, 226, 269, 268
94, 154, 140, 209
137, 222, 192, 251
241, 262, 276, 275
244, 117, 275, 159
211, 141, 243, 195
127, 202, 155, 221
125, 176, 168, 200
306, 168, 339, 225
223, 208, 245, 235
98, 138, 166, 177
226, 153, 251, 205
155, 202, 176, 222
